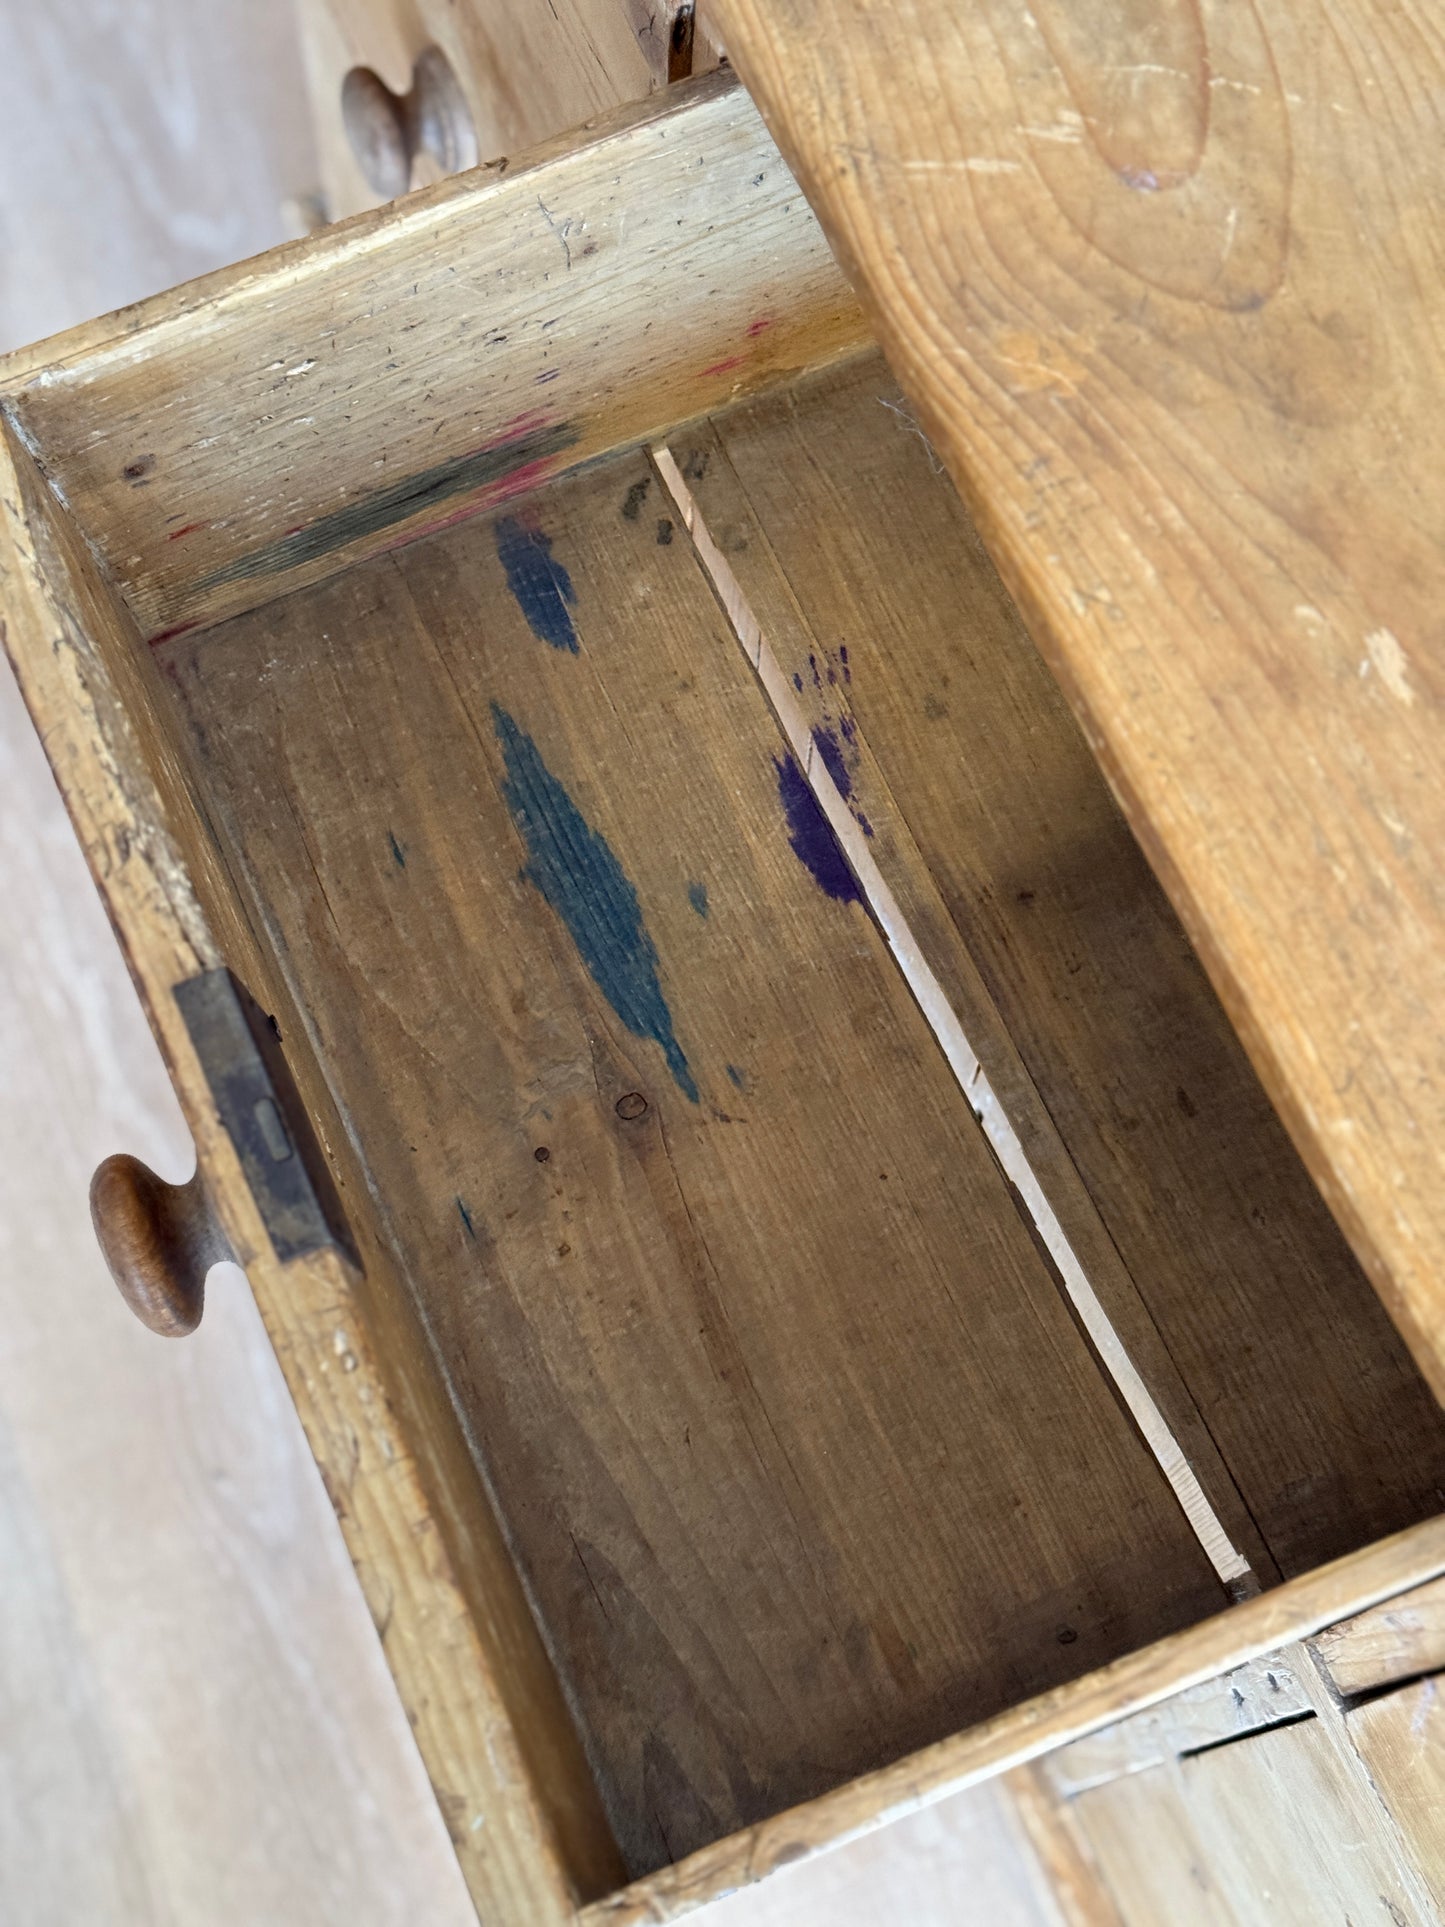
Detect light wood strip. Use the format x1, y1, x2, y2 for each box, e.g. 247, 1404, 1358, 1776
155, 445, 1221, 1875
2, 73, 866, 644
653, 436, 1253, 1588
711, 0, 1445, 1403
581, 1515, 1445, 1924
1315, 1573, 1445, 1698
669, 354, 1445, 1583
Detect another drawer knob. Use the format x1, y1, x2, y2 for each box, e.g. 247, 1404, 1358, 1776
90, 1153, 235, 1337
341, 46, 478, 200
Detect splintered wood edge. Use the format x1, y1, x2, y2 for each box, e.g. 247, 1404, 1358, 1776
0, 419, 611, 1926
1314, 1572, 1445, 1699
0, 70, 869, 646
581, 1514, 1445, 1925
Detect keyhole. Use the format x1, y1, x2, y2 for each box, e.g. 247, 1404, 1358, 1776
341, 46, 479, 199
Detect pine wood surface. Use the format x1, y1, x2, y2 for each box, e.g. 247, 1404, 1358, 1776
678, 352, 1445, 1585
710, 0, 1445, 1404
3, 74, 867, 648
154, 443, 1223, 1873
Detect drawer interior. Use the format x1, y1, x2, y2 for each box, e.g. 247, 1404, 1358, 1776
148, 354, 1445, 1875
5, 74, 1442, 1899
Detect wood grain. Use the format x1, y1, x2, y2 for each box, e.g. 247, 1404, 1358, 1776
711, 0, 1445, 1402
1072, 1707, 1435, 1925
584, 1516, 1445, 1924
693, 1779, 1075, 1927
1042, 1652, 1312, 1798
1004, 1766, 1123, 1927
1315, 1572, 1445, 1698
0, 8, 490, 1921
154, 445, 1221, 1874
1345, 1680, 1445, 1912
3, 74, 866, 646
675, 354, 1445, 1583
89, 1152, 235, 1336
0, 415, 618, 1924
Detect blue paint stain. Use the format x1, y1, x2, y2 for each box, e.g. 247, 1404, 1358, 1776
810, 723, 854, 802
726, 1064, 746, 1089
775, 753, 861, 904
687, 880, 710, 918
495, 517, 579, 653
493, 706, 699, 1100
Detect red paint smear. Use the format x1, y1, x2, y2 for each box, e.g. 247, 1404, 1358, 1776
148, 617, 200, 647
698, 354, 748, 379
746, 316, 775, 338
167, 521, 207, 542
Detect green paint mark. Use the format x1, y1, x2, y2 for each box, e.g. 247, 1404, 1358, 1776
195, 421, 579, 591
493, 706, 698, 1101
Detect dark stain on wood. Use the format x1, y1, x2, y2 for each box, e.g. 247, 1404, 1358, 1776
494, 515, 579, 653
492, 703, 699, 1100
195, 418, 579, 591
775, 751, 860, 903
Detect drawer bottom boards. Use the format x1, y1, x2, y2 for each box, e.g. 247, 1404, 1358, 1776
146, 355, 1445, 1878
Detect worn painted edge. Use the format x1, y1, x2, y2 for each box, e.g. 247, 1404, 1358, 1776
580, 1514, 1445, 1924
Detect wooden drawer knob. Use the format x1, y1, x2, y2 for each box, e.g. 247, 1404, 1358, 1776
90, 1153, 235, 1337
341, 46, 478, 200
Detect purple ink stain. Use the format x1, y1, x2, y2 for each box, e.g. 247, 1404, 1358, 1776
810, 723, 854, 802
775, 753, 861, 904
839, 645, 851, 682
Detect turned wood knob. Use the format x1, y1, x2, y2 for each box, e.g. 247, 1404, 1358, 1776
90, 1153, 236, 1337
341, 46, 478, 200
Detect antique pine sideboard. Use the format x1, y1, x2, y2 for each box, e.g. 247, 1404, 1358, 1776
3, 3, 1444, 1921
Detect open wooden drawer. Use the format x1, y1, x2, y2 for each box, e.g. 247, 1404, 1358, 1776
3, 70, 1444, 1925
